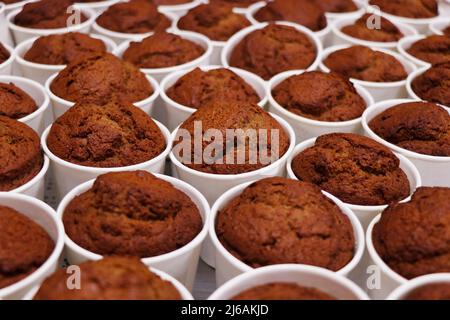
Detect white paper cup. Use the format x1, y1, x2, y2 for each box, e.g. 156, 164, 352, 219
209, 179, 365, 287
429, 18, 450, 35
114, 30, 213, 82
57, 173, 210, 291
397, 35, 435, 69
320, 44, 417, 102
387, 273, 450, 300
74, 0, 120, 14
362, 98, 450, 187
0, 42, 14, 75
41, 119, 172, 198
14, 34, 117, 85
209, 264, 369, 300
158, 0, 205, 18
324, 0, 367, 22
267, 69, 374, 143
0, 3, 13, 46
0, 193, 65, 300
160, 65, 268, 131
286, 137, 422, 229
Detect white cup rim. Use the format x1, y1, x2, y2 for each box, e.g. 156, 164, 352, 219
0, 42, 15, 70
74, 0, 120, 9
387, 273, 450, 300
429, 18, 449, 35
405, 66, 448, 109
397, 35, 433, 68
158, 0, 203, 11
10, 155, 50, 194
366, 4, 444, 25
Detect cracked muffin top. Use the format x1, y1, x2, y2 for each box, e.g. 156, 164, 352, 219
313, 0, 358, 13
323, 45, 408, 82
0, 82, 37, 119
405, 283, 450, 300
272, 71, 366, 121
0, 43, 10, 64
232, 283, 336, 300
216, 177, 355, 270
166, 67, 260, 109
341, 14, 404, 42
291, 133, 411, 206
407, 35, 450, 66
34, 257, 182, 300
229, 23, 317, 80
210, 0, 261, 8
369, 101, 450, 157
46, 101, 166, 168
373, 187, 450, 279
411, 62, 450, 107
177, 3, 251, 41
0, 205, 54, 290
62, 171, 202, 257
369, 0, 438, 18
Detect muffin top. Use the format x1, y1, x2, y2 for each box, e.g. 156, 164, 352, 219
373, 187, 450, 279
174, 101, 290, 174
272, 71, 366, 121
369, 101, 450, 157
369, 0, 438, 18
0, 82, 37, 119
153, 0, 192, 4
313, 0, 358, 13
50, 52, 153, 105
444, 26, 450, 36
323, 45, 408, 82
34, 257, 181, 300
177, 3, 251, 41
407, 35, 450, 66
46, 101, 166, 168
216, 177, 355, 270
210, 0, 260, 8
229, 23, 317, 80
96, 0, 171, 34
405, 283, 450, 300
411, 62, 450, 107
122, 32, 205, 69
291, 133, 411, 206
24, 32, 107, 65
341, 14, 404, 42
0, 43, 10, 64
254, 0, 327, 32
232, 283, 336, 300
166, 67, 260, 109
0, 116, 43, 191
0, 205, 54, 290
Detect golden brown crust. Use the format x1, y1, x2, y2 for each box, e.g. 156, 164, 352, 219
0, 82, 37, 119
411, 62, 450, 107
232, 283, 336, 300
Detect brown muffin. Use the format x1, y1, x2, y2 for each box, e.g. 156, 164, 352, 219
229, 24, 317, 80
405, 283, 450, 300
272, 71, 366, 121
444, 26, 450, 36
0, 116, 43, 191
122, 32, 205, 69
369, 0, 438, 18
411, 62, 450, 107
177, 3, 251, 41
232, 283, 336, 300
341, 14, 404, 42
0, 205, 54, 289
216, 177, 355, 270
153, 0, 191, 4
46, 101, 166, 168
253, 0, 327, 32
369, 102, 450, 156
372, 187, 450, 279
174, 101, 290, 174
291, 133, 410, 206
323, 45, 408, 82
14, 0, 87, 29
0, 82, 37, 119
3, 0, 26, 4
96, 0, 171, 34
166, 67, 260, 109
24, 32, 107, 65
34, 257, 181, 300
50, 52, 153, 105
210, 0, 260, 8
0, 43, 10, 64
406, 35, 450, 66
313, 0, 358, 13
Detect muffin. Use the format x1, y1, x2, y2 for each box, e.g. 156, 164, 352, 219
210, 0, 260, 8
372, 187, 450, 279
253, 0, 327, 32
173, 101, 290, 174
323, 45, 408, 82
369, 0, 439, 18
232, 283, 336, 300
0, 43, 10, 64
229, 23, 317, 80
0, 205, 54, 289
291, 133, 410, 206
444, 26, 450, 36
0, 116, 43, 191
341, 14, 404, 42
96, 0, 171, 34
3, 0, 26, 3
46, 101, 166, 168
313, 0, 358, 13
0, 82, 37, 119
369, 101, 450, 156
177, 3, 251, 41
166, 67, 260, 109
50, 52, 153, 105
272, 71, 366, 121
405, 283, 450, 300
216, 177, 355, 270
153, 0, 192, 4
122, 32, 205, 69
24, 32, 107, 65
411, 62, 450, 107
406, 35, 450, 66
34, 257, 181, 300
